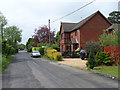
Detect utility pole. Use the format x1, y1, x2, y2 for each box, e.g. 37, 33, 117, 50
48, 19, 51, 46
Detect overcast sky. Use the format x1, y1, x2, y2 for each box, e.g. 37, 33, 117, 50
0, 0, 119, 44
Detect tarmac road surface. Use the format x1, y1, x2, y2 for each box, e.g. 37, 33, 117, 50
1, 51, 119, 88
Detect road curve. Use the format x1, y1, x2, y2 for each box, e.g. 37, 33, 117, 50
2, 51, 118, 88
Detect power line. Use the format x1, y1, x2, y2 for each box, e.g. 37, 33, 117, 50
52, 0, 96, 23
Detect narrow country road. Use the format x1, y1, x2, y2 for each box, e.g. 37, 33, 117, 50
1, 51, 118, 88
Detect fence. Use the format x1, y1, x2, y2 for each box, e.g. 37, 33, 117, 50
104, 46, 120, 63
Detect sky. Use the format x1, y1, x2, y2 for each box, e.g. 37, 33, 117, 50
0, 0, 119, 44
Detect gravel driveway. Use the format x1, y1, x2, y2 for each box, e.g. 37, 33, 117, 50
58, 58, 87, 69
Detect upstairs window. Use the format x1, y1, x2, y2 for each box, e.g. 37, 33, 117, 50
75, 31, 77, 36
61, 33, 63, 39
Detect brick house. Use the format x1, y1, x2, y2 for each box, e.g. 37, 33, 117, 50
59, 11, 112, 53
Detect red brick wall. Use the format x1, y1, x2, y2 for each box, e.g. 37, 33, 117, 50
60, 28, 70, 52
79, 13, 111, 50
70, 30, 80, 52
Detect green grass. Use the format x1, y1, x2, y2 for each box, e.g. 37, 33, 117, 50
0, 55, 13, 73
41, 55, 58, 62
92, 66, 119, 78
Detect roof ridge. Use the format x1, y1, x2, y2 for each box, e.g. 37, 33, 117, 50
72, 10, 100, 30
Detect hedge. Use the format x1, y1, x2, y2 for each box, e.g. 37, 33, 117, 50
53, 52, 62, 61
45, 48, 62, 61
32, 47, 40, 51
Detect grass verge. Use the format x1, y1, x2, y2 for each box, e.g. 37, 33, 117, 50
41, 55, 58, 62
91, 66, 119, 78
0, 55, 13, 73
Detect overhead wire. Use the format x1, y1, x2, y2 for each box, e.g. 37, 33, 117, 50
51, 0, 96, 23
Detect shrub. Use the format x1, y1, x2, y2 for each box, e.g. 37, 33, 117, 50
85, 41, 101, 53
38, 47, 44, 55
44, 48, 62, 61
88, 51, 96, 69
46, 49, 57, 59
53, 52, 62, 61
32, 47, 40, 51
95, 52, 112, 66
51, 44, 60, 52
37, 43, 49, 47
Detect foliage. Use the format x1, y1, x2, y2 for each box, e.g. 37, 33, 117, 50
51, 44, 60, 51
108, 11, 120, 24
99, 29, 119, 47
26, 38, 34, 52
85, 41, 101, 53
0, 12, 7, 39
55, 31, 60, 44
18, 44, 25, 50
0, 55, 13, 72
4, 26, 22, 47
71, 52, 80, 58
53, 52, 62, 61
33, 25, 55, 44
37, 43, 49, 47
2, 39, 16, 57
45, 48, 62, 61
32, 47, 40, 51
88, 51, 96, 69
95, 52, 113, 66
38, 47, 44, 55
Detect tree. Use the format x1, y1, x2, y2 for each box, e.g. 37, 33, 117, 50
85, 41, 101, 53
99, 29, 119, 47
55, 31, 60, 44
33, 25, 55, 44
108, 11, 120, 24
4, 26, 22, 48
88, 50, 96, 69
0, 12, 7, 39
18, 44, 25, 50
26, 38, 34, 52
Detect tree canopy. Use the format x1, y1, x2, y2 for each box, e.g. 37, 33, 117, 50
99, 29, 120, 47
33, 25, 55, 44
108, 11, 120, 24
4, 26, 22, 47
0, 12, 7, 39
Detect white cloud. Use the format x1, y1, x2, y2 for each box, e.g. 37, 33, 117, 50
0, 0, 118, 44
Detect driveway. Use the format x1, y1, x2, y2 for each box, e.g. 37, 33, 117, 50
1, 51, 118, 88
58, 58, 87, 69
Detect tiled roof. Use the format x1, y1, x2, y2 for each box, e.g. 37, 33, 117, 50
61, 11, 112, 32
61, 22, 77, 32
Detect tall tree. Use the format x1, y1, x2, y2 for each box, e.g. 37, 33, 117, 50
33, 25, 55, 44
55, 31, 60, 44
108, 11, 120, 24
4, 26, 22, 48
26, 38, 34, 52
0, 12, 7, 39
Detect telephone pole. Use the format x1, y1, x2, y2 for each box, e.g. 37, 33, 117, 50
48, 19, 51, 46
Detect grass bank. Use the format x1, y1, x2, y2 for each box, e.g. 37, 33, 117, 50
0, 55, 13, 72
92, 66, 119, 78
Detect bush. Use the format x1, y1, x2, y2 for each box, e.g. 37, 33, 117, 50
51, 44, 60, 51
32, 47, 40, 51
95, 52, 112, 66
39, 47, 44, 55
37, 43, 49, 47
53, 52, 62, 61
85, 41, 101, 53
88, 51, 96, 69
46, 49, 57, 59
44, 48, 62, 61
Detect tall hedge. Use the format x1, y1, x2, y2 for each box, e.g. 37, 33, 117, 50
45, 48, 62, 61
